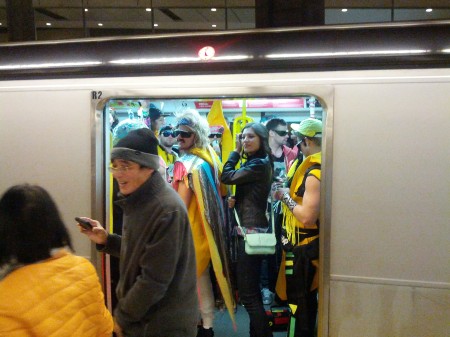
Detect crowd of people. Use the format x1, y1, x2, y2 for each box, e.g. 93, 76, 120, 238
0, 104, 322, 337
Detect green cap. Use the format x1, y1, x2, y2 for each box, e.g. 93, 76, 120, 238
291, 118, 322, 137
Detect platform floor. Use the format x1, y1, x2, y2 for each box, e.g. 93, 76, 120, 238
213, 304, 287, 337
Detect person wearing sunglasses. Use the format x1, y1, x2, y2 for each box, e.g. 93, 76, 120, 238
261, 118, 298, 306
208, 125, 225, 157
158, 125, 179, 182
273, 118, 322, 337
266, 118, 298, 177
172, 109, 235, 337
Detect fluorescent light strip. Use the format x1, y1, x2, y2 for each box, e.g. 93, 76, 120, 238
110, 55, 250, 64
0, 61, 102, 70
110, 57, 199, 64
212, 55, 251, 61
266, 50, 429, 58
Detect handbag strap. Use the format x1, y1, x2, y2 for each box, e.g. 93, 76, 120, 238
233, 195, 275, 236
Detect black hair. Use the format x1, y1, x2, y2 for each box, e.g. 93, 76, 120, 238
242, 122, 274, 168
149, 107, 163, 121
159, 125, 173, 133
0, 184, 73, 266
265, 118, 287, 131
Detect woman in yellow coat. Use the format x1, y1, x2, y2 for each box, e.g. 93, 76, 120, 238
0, 184, 113, 337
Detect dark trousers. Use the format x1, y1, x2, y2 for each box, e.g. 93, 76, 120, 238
285, 242, 319, 337
260, 208, 283, 292
237, 238, 273, 337
287, 289, 317, 337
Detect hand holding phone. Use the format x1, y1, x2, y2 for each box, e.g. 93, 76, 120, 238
235, 133, 243, 153
75, 217, 93, 230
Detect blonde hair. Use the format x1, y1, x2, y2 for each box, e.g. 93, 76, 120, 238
175, 109, 210, 149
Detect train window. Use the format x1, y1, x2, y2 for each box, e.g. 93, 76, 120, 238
106, 97, 323, 133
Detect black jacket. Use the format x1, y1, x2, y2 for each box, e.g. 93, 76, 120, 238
222, 151, 273, 229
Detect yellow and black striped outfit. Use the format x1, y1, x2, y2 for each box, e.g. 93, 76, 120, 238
278, 152, 321, 337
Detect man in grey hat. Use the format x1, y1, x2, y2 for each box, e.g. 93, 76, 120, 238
78, 128, 198, 337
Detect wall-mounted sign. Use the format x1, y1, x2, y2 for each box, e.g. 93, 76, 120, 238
194, 98, 305, 110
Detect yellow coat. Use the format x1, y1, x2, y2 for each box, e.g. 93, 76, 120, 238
0, 250, 113, 337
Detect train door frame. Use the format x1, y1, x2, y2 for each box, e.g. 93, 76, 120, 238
91, 81, 335, 337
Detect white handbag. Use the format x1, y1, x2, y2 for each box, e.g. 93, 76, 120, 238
234, 199, 276, 255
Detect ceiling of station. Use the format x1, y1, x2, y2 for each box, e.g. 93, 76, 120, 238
0, 0, 449, 39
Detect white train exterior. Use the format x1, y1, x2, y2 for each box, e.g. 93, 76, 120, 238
0, 21, 449, 337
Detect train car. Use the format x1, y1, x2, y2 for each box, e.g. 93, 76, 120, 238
0, 21, 449, 337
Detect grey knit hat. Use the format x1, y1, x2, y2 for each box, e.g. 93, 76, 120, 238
111, 128, 160, 170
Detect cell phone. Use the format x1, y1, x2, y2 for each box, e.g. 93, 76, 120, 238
75, 217, 93, 230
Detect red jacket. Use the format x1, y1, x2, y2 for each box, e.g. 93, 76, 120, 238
282, 145, 298, 171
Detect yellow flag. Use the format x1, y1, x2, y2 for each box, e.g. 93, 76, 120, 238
207, 100, 233, 163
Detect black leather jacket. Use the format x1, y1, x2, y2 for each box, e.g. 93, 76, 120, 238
222, 151, 273, 229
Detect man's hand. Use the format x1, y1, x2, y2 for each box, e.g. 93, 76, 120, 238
274, 186, 289, 201
235, 133, 243, 153
114, 319, 124, 337
76, 217, 108, 245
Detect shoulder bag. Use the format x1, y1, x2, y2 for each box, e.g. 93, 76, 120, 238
234, 199, 276, 255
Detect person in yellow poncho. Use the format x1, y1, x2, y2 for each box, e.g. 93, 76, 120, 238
172, 109, 235, 337
0, 184, 113, 337
158, 125, 179, 182
208, 125, 224, 158
273, 118, 322, 337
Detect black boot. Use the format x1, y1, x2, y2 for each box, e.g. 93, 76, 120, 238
197, 326, 214, 337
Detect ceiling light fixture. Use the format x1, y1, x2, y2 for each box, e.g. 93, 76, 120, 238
212, 24, 217, 28
109, 54, 251, 65
46, 22, 51, 26
84, 8, 88, 12
98, 23, 103, 26
426, 8, 433, 13
0, 61, 102, 70
342, 9, 348, 12
211, 8, 217, 12
266, 49, 429, 59
154, 23, 158, 27
146, 8, 152, 12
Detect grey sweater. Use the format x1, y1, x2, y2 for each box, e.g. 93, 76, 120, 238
98, 172, 198, 337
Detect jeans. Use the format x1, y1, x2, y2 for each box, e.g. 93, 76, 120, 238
237, 237, 273, 337
260, 207, 283, 292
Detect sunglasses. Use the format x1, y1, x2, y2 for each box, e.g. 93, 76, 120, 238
161, 130, 175, 137
173, 129, 193, 138
273, 130, 288, 137
208, 133, 222, 138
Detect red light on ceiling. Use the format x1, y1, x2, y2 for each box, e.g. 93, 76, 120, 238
198, 46, 215, 60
